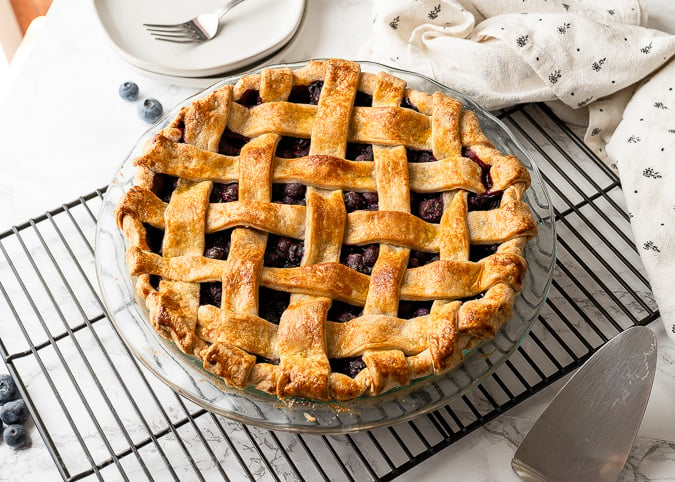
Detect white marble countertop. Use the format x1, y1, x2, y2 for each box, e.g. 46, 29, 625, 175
0, 0, 674, 480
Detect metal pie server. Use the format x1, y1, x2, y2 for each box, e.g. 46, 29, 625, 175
512, 326, 657, 482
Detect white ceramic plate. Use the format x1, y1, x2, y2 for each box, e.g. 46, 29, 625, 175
94, 0, 305, 77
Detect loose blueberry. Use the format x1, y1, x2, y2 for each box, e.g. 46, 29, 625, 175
0, 374, 18, 404
138, 98, 164, 123
3, 424, 27, 448
118, 81, 139, 101
0, 399, 28, 425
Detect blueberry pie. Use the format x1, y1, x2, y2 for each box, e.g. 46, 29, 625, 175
116, 59, 537, 401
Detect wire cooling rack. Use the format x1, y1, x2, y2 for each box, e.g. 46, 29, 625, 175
0, 103, 660, 481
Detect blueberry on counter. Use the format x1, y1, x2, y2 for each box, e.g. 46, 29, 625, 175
138, 98, 163, 123
118, 81, 139, 101
0, 399, 28, 425
0, 374, 18, 404
3, 424, 27, 448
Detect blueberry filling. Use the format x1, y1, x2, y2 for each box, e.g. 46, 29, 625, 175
467, 191, 503, 212
469, 244, 498, 262
411, 192, 444, 223
264, 235, 304, 268
346, 143, 374, 161
400, 97, 419, 111
149, 274, 161, 290
200, 282, 222, 307
272, 183, 306, 205
340, 244, 379, 275
397, 300, 434, 319
406, 148, 437, 163
463, 145, 505, 215
151, 173, 178, 203
176, 120, 186, 142
256, 355, 280, 365
258, 287, 290, 325
237, 89, 262, 107
344, 191, 378, 212
276, 136, 310, 158
144, 224, 164, 255
330, 356, 366, 378
463, 147, 493, 190
354, 91, 373, 107
327, 300, 364, 322
287, 80, 323, 105
407, 250, 440, 268
218, 129, 250, 156
210, 182, 239, 203
204, 230, 232, 260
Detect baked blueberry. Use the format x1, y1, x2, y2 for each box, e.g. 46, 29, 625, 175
330, 356, 367, 378
210, 182, 239, 203
218, 129, 250, 156
340, 244, 379, 274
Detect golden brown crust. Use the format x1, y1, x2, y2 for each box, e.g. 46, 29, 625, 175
115, 58, 538, 401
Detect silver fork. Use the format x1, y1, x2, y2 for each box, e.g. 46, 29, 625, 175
144, 0, 247, 43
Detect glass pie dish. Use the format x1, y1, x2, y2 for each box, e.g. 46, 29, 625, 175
95, 60, 556, 434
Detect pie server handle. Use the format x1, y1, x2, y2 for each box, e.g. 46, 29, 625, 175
511, 325, 657, 482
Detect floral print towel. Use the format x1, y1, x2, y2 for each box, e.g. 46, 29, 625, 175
363, 0, 675, 341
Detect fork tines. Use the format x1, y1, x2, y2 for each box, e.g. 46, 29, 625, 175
143, 23, 207, 43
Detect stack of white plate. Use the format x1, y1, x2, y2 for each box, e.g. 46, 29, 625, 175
94, 0, 306, 86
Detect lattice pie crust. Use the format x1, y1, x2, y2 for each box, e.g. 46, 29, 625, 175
116, 59, 537, 401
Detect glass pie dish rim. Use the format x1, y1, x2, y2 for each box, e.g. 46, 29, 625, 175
95, 58, 557, 434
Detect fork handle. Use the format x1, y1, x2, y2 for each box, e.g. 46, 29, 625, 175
216, 0, 247, 20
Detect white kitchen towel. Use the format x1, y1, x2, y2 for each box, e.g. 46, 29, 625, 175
363, 0, 675, 341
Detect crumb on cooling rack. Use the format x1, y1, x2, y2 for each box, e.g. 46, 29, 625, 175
304, 412, 317, 423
